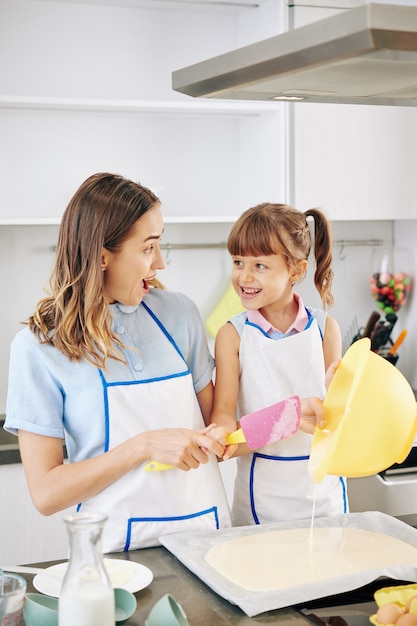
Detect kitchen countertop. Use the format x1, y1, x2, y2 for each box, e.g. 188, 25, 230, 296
14, 511, 417, 626
17, 544, 380, 626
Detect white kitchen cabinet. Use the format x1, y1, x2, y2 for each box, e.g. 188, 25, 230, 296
0, 0, 288, 225
0, 97, 286, 224
289, 0, 362, 28
0, 463, 72, 564
292, 102, 417, 221
288, 1, 417, 221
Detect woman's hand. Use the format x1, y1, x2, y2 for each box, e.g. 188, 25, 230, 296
18, 425, 227, 516
143, 426, 226, 471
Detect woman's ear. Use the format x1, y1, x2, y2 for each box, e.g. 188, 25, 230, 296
101, 247, 110, 271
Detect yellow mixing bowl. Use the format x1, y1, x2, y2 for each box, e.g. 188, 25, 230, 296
309, 338, 417, 483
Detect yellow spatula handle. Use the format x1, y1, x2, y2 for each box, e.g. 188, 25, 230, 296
226, 428, 246, 445
143, 461, 174, 472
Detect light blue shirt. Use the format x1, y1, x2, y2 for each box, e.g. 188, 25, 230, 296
5, 289, 214, 463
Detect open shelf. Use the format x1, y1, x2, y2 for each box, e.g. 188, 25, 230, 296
0, 95, 282, 116
0, 215, 239, 226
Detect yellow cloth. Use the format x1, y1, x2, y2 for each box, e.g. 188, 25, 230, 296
205, 283, 244, 338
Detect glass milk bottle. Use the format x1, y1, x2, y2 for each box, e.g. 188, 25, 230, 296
58, 512, 115, 626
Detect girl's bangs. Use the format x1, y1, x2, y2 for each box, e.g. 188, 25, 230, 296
228, 222, 282, 257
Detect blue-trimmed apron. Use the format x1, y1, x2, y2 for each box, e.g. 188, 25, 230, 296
231, 311, 347, 527
79, 303, 231, 552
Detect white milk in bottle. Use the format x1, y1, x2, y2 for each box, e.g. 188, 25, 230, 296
58, 512, 115, 626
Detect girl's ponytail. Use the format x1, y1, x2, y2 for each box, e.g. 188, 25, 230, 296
305, 208, 334, 309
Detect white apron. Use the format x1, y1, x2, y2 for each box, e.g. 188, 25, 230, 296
231, 311, 348, 527
79, 304, 231, 553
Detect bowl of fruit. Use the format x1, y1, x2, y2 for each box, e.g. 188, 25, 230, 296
369, 247, 412, 315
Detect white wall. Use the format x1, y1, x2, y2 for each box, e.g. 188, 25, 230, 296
393, 221, 417, 391
0, 0, 238, 100
298, 219, 416, 388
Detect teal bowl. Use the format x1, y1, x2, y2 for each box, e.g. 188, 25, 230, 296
145, 594, 190, 626
23, 588, 136, 625
114, 587, 137, 623
23, 593, 58, 626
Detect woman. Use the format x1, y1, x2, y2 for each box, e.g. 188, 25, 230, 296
5, 172, 231, 552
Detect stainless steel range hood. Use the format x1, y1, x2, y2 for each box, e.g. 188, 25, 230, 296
172, 3, 417, 106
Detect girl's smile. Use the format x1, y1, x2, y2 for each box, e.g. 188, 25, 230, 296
240, 286, 262, 299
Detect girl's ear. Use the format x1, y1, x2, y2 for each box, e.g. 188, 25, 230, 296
292, 259, 308, 283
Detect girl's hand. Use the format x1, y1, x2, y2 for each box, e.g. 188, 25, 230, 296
205, 425, 238, 461
325, 359, 340, 391
299, 397, 326, 434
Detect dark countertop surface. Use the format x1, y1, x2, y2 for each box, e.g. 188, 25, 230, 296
0, 418, 21, 464
14, 514, 417, 625
17, 546, 377, 626
0, 417, 67, 465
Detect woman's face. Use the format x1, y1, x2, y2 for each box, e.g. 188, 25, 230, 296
101, 204, 166, 306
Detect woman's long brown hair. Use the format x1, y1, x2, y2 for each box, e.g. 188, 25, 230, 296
29, 173, 160, 368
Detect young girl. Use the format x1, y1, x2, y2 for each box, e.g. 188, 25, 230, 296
211, 203, 348, 526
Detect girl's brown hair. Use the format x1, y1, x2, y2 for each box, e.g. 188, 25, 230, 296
227, 203, 334, 308
29, 172, 160, 367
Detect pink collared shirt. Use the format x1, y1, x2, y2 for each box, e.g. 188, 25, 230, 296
246, 293, 309, 339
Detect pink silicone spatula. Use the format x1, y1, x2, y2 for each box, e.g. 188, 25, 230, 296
226, 395, 301, 448
144, 395, 301, 471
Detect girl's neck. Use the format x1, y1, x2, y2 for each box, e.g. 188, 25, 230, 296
259, 296, 298, 334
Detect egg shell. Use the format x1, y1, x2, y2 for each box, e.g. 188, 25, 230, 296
406, 596, 417, 614
396, 613, 417, 626
376, 602, 405, 624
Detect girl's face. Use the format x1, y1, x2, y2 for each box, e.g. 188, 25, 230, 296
101, 204, 165, 306
231, 253, 303, 310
